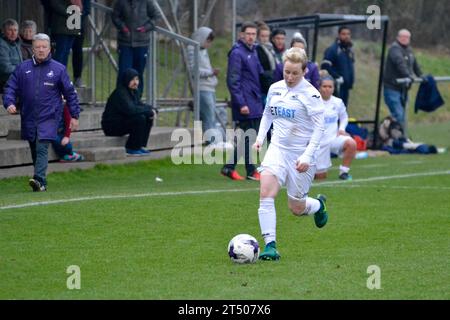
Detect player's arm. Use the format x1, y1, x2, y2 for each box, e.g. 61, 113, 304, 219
297, 96, 325, 171
337, 100, 349, 135
254, 89, 275, 151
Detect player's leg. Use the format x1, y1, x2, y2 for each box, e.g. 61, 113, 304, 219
287, 164, 328, 228
314, 144, 332, 180
331, 135, 355, 180
258, 146, 284, 261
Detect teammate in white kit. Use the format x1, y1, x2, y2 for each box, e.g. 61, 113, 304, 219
253, 48, 329, 261
315, 76, 356, 181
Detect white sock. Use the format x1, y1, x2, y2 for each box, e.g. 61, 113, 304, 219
302, 197, 321, 215
339, 165, 350, 175
258, 198, 276, 245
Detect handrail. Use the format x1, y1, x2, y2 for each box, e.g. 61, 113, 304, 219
396, 76, 450, 84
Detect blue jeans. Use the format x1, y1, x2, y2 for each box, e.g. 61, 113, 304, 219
53, 34, 76, 66
29, 139, 50, 186
51, 134, 74, 158
117, 45, 148, 96
384, 86, 407, 127
199, 91, 217, 143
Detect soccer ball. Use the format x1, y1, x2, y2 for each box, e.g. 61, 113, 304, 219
228, 234, 260, 264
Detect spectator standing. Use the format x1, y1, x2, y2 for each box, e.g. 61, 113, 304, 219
0, 19, 22, 93
221, 22, 264, 181
270, 28, 286, 64
19, 20, 37, 60
112, 0, 161, 97
72, 0, 91, 87
321, 26, 355, 107
256, 22, 277, 100
47, 0, 83, 66
3, 33, 80, 192
383, 29, 423, 128
187, 26, 220, 145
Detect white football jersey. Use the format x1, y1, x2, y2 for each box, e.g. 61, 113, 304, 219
257, 78, 325, 162
322, 96, 348, 146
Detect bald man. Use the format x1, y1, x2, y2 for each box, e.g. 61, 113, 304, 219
383, 29, 423, 128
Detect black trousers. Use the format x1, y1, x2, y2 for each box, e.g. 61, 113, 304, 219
102, 114, 153, 150
224, 118, 261, 175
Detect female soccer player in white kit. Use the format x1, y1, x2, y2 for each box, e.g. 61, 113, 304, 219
315, 76, 357, 181
253, 48, 329, 261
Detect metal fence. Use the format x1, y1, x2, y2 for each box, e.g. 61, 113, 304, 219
87, 1, 200, 128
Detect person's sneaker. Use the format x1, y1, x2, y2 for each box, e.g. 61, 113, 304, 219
140, 148, 151, 155
29, 178, 47, 192
314, 194, 328, 228
221, 167, 245, 180
246, 171, 261, 181
126, 148, 145, 156
60, 152, 84, 162
74, 77, 84, 87
259, 241, 281, 261
339, 172, 352, 181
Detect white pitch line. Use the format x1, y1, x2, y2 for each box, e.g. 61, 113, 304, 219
1, 170, 449, 211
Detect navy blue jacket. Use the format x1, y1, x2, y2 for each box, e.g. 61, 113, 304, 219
415, 75, 444, 113
227, 40, 264, 121
322, 40, 355, 89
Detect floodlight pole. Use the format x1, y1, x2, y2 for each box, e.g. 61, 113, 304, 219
373, 19, 389, 149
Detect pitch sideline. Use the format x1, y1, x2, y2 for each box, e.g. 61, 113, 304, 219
1, 170, 449, 211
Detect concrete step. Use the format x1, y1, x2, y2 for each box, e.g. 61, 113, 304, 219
0, 127, 195, 167
76, 87, 92, 105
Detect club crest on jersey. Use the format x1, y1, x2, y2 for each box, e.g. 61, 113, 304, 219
46, 70, 54, 78
290, 94, 298, 100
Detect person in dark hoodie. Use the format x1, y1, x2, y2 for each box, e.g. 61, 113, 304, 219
101, 68, 157, 156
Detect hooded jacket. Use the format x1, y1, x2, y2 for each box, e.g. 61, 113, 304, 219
322, 39, 355, 89
227, 39, 264, 121
187, 26, 218, 92
112, 0, 161, 48
102, 68, 154, 125
3, 54, 80, 141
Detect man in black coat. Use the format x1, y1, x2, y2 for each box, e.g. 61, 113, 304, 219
101, 68, 157, 156
112, 0, 161, 97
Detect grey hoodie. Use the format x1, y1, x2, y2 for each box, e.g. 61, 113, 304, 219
187, 27, 218, 92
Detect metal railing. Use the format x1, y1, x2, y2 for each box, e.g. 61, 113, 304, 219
396, 76, 450, 136
87, 1, 200, 127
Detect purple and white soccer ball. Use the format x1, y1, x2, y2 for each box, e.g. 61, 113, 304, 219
228, 234, 260, 264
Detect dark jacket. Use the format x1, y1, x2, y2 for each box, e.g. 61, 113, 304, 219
273, 61, 320, 90
102, 69, 154, 125
227, 40, 264, 121
322, 39, 355, 89
0, 35, 23, 91
383, 40, 422, 91
256, 43, 277, 95
3, 54, 80, 141
112, 0, 161, 48
415, 75, 444, 113
48, 0, 82, 36
20, 39, 33, 61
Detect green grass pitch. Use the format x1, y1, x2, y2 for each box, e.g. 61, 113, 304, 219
0, 147, 449, 300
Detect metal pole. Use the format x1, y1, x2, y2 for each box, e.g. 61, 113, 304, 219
373, 19, 389, 148
232, 0, 236, 45
89, 6, 96, 104
312, 15, 319, 62
193, 0, 198, 31
193, 44, 200, 121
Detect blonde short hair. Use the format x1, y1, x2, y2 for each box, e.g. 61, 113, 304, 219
282, 47, 308, 71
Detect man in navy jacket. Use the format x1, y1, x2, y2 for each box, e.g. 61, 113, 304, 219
321, 26, 355, 107
221, 22, 264, 181
3, 33, 80, 191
